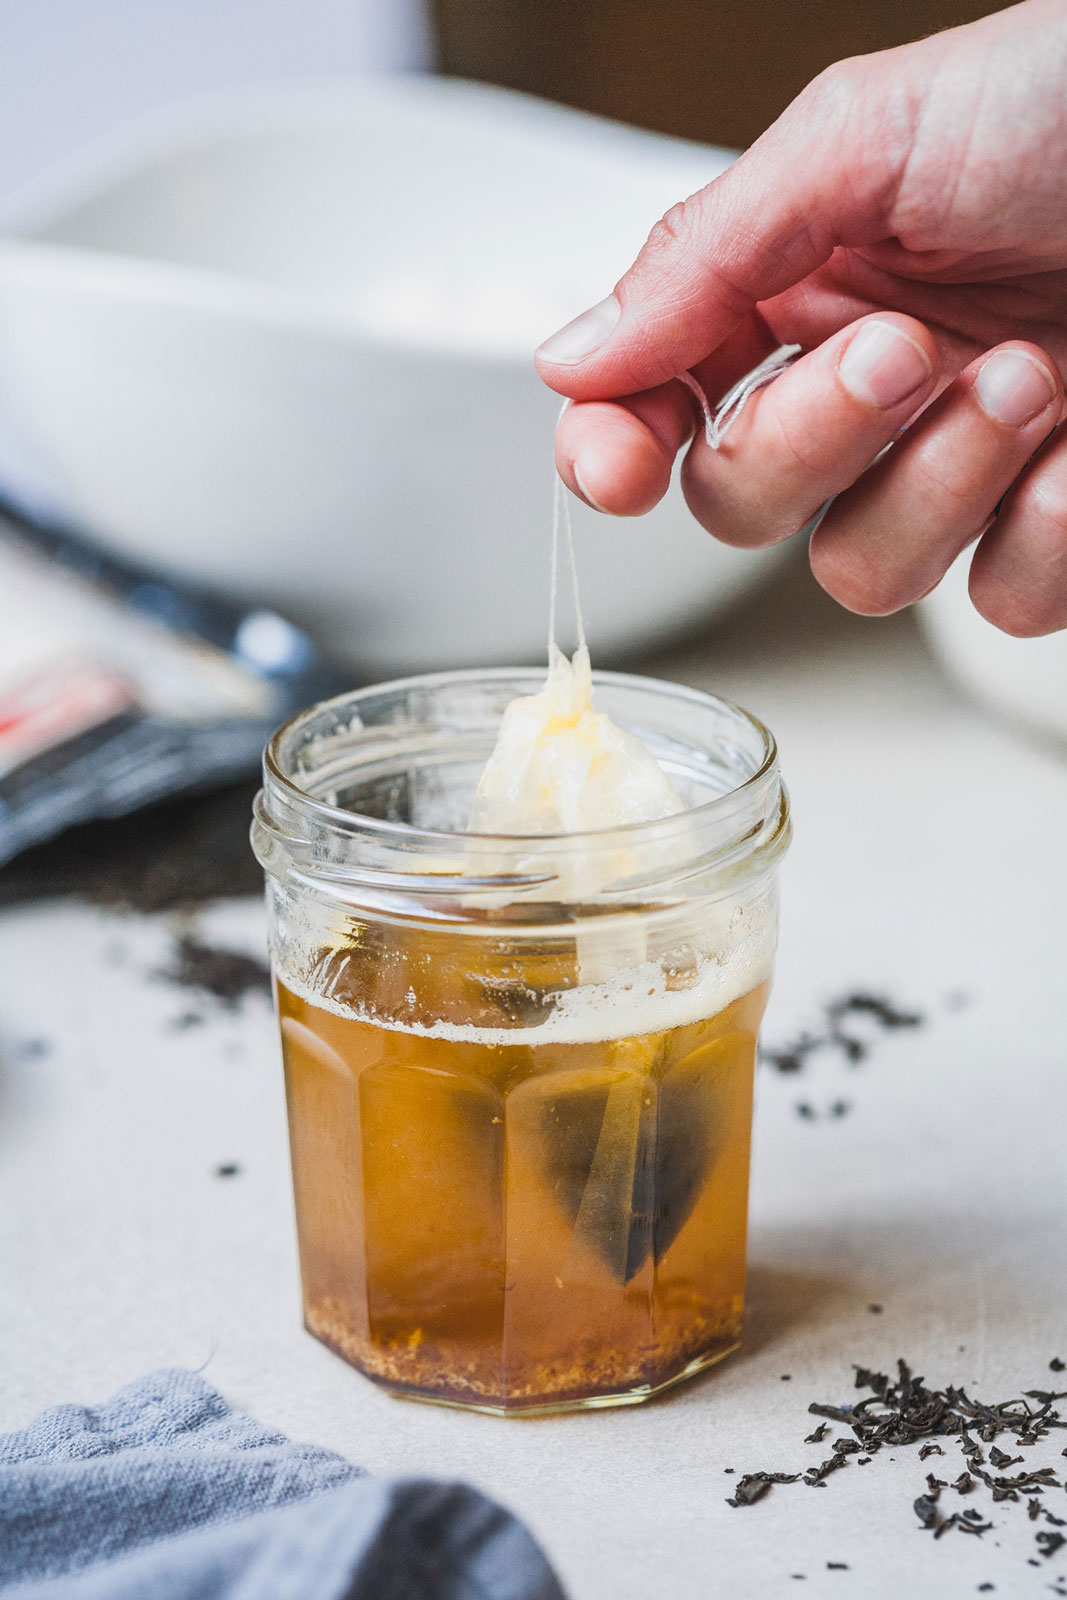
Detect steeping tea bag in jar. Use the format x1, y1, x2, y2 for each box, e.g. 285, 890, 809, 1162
254, 434, 791, 1418
467, 484, 687, 975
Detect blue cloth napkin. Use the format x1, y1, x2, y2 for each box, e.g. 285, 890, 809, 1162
0, 1369, 568, 1600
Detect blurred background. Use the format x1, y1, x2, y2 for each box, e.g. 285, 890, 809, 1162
0, 0, 1008, 205
2, 0, 1064, 891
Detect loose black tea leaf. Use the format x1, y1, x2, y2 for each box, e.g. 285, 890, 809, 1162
956, 1513, 992, 1536
157, 935, 271, 1008
807, 1402, 855, 1426
826, 1562, 849, 1570
725, 1472, 801, 1507
868, 1304, 884, 1314
1051, 1359, 1066, 1373
762, 992, 926, 1093
761, 1032, 820, 1073
168, 1011, 204, 1031
914, 1495, 941, 1530
726, 1356, 1067, 1574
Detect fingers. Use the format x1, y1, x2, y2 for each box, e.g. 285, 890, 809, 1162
534, 55, 920, 401
810, 342, 1063, 615
969, 423, 1067, 636
677, 313, 941, 547
554, 383, 694, 517
555, 316, 778, 516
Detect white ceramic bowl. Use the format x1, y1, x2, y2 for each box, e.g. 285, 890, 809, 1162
919, 554, 1067, 748
0, 80, 783, 676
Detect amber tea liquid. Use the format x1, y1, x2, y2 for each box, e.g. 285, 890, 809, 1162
277, 929, 767, 1414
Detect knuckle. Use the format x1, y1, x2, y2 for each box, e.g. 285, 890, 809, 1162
802, 57, 863, 123
643, 198, 699, 264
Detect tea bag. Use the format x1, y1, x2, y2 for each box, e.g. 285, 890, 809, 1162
469, 478, 682, 850
468, 472, 686, 984
468, 640, 682, 838
469, 351, 804, 853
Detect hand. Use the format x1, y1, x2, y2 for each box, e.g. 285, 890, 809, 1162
535, 0, 1067, 636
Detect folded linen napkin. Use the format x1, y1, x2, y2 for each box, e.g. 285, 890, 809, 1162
0, 1369, 567, 1600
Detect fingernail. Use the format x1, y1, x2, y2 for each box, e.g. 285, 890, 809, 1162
573, 460, 610, 514
537, 296, 621, 365
974, 349, 1057, 426
839, 320, 933, 408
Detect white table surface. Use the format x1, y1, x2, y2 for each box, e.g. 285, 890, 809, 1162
3, 556, 1067, 1600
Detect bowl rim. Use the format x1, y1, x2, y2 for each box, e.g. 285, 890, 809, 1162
0, 80, 731, 363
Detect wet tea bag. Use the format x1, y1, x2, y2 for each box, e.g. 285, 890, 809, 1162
469, 477, 682, 866
469, 350, 802, 859
469, 475, 684, 978
468, 640, 681, 838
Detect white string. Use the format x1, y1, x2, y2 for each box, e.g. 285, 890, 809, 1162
546, 347, 802, 660
678, 343, 802, 450
548, 399, 587, 661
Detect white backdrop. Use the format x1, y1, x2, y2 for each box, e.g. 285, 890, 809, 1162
0, 0, 431, 208
0, 0, 431, 508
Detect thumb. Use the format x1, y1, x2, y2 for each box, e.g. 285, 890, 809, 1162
534, 56, 917, 400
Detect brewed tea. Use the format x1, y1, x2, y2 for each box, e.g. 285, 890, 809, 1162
277, 922, 768, 1414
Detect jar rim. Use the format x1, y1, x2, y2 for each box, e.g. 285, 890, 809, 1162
260, 663, 780, 848
253, 665, 791, 909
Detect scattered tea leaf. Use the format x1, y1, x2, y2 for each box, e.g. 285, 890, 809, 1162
725, 1471, 801, 1507
157, 935, 270, 1008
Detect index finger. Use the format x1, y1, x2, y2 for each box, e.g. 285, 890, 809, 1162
534, 59, 921, 401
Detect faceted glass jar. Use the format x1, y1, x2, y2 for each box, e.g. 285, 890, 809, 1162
252, 668, 790, 1415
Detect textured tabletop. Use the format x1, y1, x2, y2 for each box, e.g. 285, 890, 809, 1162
3, 559, 1066, 1600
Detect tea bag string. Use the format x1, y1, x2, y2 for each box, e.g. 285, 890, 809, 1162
678, 343, 802, 450
547, 344, 801, 658
548, 400, 588, 659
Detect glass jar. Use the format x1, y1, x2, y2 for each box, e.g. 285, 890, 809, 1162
252, 667, 790, 1415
